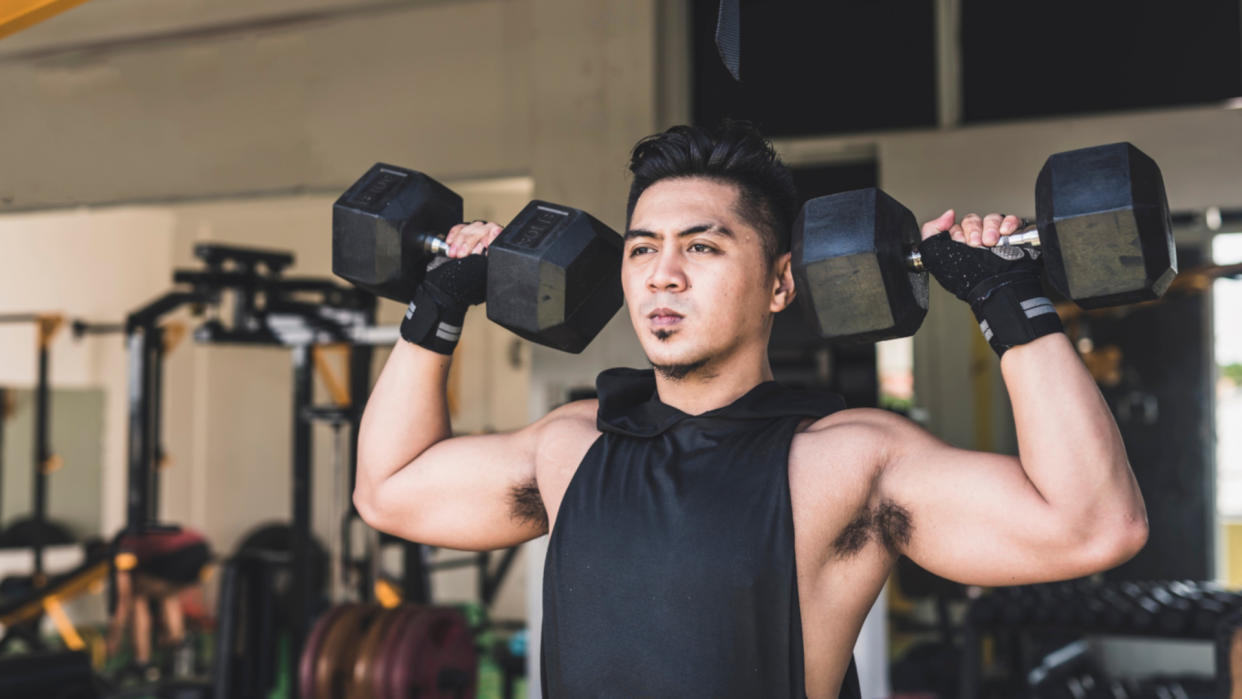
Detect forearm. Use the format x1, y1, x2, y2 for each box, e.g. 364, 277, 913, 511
355, 340, 453, 503
1001, 333, 1146, 531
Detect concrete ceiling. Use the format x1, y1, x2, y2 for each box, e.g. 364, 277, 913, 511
0, 0, 454, 60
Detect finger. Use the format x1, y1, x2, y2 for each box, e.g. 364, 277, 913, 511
999, 214, 1023, 236
483, 223, 504, 246
982, 213, 1004, 246
920, 209, 955, 240
448, 222, 488, 256
961, 213, 983, 246
461, 223, 504, 256
445, 223, 468, 248
949, 223, 966, 244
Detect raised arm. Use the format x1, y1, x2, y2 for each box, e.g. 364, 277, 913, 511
873, 211, 1147, 586
353, 221, 576, 551
354, 339, 577, 550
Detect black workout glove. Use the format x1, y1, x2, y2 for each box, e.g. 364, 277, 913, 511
917, 231, 1063, 357
399, 254, 488, 354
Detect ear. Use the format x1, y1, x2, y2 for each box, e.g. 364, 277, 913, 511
770, 251, 796, 313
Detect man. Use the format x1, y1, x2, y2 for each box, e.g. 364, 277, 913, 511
353, 122, 1148, 698
107, 526, 211, 679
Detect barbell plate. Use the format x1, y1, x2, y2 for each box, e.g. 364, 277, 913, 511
387, 607, 477, 699
348, 606, 405, 699
298, 604, 352, 699
314, 604, 381, 699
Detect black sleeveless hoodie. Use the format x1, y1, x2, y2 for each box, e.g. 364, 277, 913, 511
541, 368, 862, 698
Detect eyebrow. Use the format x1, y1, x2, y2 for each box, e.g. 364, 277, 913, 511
623, 223, 735, 241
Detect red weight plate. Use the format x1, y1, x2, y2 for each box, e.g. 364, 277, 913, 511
314, 603, 381, 699
298, 604, 353, 699
348, 607, 404, 699
368, 605, 424, 699
387, 607, 477, 699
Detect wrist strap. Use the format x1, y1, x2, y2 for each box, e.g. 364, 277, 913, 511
968, 272, 1064, 357
399, 285, 466, 355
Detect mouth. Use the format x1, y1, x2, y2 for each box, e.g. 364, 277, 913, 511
647, 308, 684, 328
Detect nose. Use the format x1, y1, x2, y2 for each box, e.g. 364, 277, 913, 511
646, 248, 687, 293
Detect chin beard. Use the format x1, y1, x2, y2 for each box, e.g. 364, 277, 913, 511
650, 356, 710, 381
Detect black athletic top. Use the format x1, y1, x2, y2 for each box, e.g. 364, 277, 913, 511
541, 368, 862, 698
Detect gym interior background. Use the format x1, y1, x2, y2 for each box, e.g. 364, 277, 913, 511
0, 0, 1240, 697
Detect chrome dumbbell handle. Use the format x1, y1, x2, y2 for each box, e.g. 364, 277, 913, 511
411, 232, 451, 257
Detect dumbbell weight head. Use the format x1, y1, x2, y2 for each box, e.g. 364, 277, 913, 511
334, 164, 624, 353
791, 188, 929, 343
792, 142, 1175, 344
1035, 142, 1176, 308
333, 164, 463, 302
485, 201, 624, 353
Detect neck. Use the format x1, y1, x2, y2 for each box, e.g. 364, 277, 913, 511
652, 343, 774, 415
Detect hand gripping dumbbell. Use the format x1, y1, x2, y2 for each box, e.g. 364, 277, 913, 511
332, 163, 623, 353
791, 142, 1178, 343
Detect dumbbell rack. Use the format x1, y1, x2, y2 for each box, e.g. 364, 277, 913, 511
960, 580, 1242, 698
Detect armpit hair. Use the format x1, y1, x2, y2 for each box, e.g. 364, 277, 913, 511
831, 499, 912, 558
509, 478, 548, 533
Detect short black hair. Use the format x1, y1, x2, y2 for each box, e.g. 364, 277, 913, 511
625, 121, 797, 266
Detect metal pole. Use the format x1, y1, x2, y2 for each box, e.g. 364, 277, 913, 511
147, 328, 166, 522
348, 302, 376, 601
289, 344, 314, 698
125, 330, 151, 532
0, 387, 6, 526
32, 329, 52, 581
403, 541, 431, 604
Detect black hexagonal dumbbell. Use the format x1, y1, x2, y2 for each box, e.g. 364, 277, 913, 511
791, 142, 1177, 343
332, 163, 623, 353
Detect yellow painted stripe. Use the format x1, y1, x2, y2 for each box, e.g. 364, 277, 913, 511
43, 596, 85, 650
970, 327, 993, 452
41, 453, 63, 474
0, 0, 94, 40
375, 579, 402, 608
312, 345, 352, 408
1225, 522, 1242, 587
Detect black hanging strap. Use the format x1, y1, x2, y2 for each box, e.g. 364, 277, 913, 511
715, 0, 741, 81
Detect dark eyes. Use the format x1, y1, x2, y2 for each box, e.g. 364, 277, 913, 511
628, 243, 717, 257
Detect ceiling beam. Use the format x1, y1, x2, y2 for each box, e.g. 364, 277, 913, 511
0, 0, 94, 40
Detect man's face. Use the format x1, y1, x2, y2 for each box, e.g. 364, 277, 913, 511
623, 177, 791, 379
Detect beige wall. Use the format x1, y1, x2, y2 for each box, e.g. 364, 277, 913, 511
5, 0, 1240, 685
777, 104, 1242, 452
0, 0, 531, 211
1, 0, 659, 632
887, 106, 1242, 453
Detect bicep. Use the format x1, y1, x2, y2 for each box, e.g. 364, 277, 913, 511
363, 428, 545, 551
877, 420, 1093, 586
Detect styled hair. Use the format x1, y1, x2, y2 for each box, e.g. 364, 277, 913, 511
625, 121, 798, 266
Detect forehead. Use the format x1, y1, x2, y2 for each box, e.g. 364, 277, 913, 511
630, 177, 743, 229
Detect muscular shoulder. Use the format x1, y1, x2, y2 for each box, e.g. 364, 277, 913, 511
796, 407, 926, 462
522, 399, 602, 531
532, 399, 601, 446
789, 408, 929, 559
